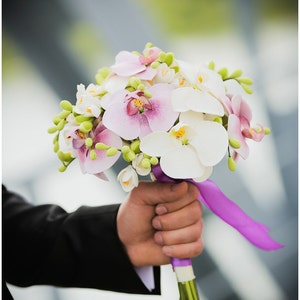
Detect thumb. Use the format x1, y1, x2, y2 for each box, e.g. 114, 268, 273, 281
130, 181, 189, 206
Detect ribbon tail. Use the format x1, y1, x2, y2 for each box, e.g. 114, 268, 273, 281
195, 179, 284, 251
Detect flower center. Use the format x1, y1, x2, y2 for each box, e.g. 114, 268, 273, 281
171, 126, 189, 145
127, 95, 152, 115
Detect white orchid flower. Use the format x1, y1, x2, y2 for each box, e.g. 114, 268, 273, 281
140, 114, 228, 182
74, 84, 102, 117
117, 165, 139, 192
172, 61, 226, 116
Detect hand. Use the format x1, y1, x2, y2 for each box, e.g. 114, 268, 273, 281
117, 181, 203, 267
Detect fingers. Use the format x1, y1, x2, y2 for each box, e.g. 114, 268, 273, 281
152, 200, 202, 231
130, 181, 198, 206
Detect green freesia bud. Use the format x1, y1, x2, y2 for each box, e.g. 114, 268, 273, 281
151, 61, 160, 69
79, 121, 93, 133
121, 145, 130, 154
123, 151, 136, 162
172, 65, 179, 73
228, 156, 236, 171
229, 69, 243, 78
53, 142, 59, 153
158, 52, 166, 62
164, 52, 174, 66
95, 142, 110, 150
75, 115, 92, 123
143, 91, 152, 98
137, 83, 145, 90
218, 67, 228, 79
95, 67, 109, 84
52, 134, 59, 144
237, 77, 253, 85
264, 127, 271, 135
57, 151, 65, 162
141, 158, 151, 169
52, 115, 61, 125
128, 77, 141, 89
106, 147, 118, 156
58, 165, 67, 172
85, 137, 93, 147
60, 100, 73, 111
145, 42, 154, 48
90, 149, 97, 160
58, 110, 71, 119
213, 117, 223, 124
56, 119, 66, 131
208, 61, 215, 70
240, 83, 253, 94
48, 126, 58, 134
130, 140, 140, 153
63, 152, 73, 162
150, 156, 159, 165
229, 138, 241, 149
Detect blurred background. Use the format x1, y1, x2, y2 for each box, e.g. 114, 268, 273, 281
2, 0, 298, 299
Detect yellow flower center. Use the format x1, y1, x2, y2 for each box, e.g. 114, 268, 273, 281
134, 98, 143, 107
171, 126, 189, 145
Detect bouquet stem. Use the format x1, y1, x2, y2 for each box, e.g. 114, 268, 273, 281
172, 258, 200, 300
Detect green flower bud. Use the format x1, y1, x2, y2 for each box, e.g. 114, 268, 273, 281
60, 100, 73, 111
63, 152, 73, 162
228, 156, 236, 171
229, 69, 243, 78
95, 142, 110, 150
123, 151, 136, 162
145, 42, 154, 48
90, 149, 97, 160
95, 67, 109, 84
57, 151, 65, 162
85, 137, 93, 147
75, 115, 92, 123
53, 142, 59, 153
48, 126, 58, 134
143, 91, 152, 98
106, 147, 118, 157
240, 83, 253, 94
52, 115, 61, 125
218, 67, 228, 80
213, 117, 223, 124
121, 145, 130, 154
164, 52, 174, 66
56, 119, 66, 131
128, 77, 141, 89
52, 134, 59, 144
150, 156, 159, 165
58, 165, 67, 172
130, 140, 140, 153
237, 77, 253, 85
58, 110, 71, 119
141, 158, 151, 169
79, 121, 93, 133
151, 61, 160, 69
264, 127, 271, 135
229, 138, 241, 149
137, 83, 145, 90
207, 61, 215, 70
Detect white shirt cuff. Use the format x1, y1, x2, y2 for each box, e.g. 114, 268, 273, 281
134, 266, 155, 291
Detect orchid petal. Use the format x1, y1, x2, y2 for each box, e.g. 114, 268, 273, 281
160, 146, 208, 179
190, 121, 228, 166
172, 87, 224, 116
140, 131, 180, 157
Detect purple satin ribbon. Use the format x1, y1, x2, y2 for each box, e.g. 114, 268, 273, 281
152, 165, 283, 252
171, 257, 192, 267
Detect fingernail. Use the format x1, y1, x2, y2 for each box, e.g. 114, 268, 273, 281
155, 233, 164, 245
156, 205, 168, 215
153, 219, 162, 230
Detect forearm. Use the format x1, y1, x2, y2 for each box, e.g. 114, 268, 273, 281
2, 185, 160, 294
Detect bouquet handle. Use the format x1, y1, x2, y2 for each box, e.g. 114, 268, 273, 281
172, 258, 200, 300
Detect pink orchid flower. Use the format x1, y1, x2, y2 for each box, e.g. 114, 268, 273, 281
68, 123, 122, 175
224, 94, 265, 160
111, 46, 161, 80
102, 83, 179, 140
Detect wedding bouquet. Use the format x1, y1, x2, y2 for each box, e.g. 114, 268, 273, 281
48, 42, 283, 299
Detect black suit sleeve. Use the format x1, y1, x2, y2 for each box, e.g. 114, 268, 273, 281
2, 185, 160, 296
